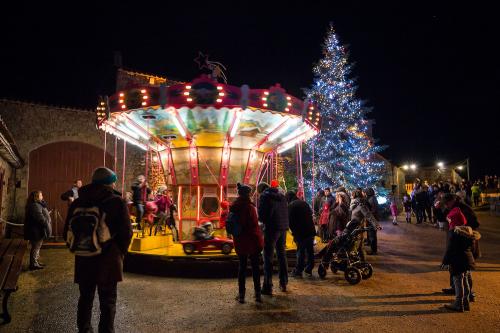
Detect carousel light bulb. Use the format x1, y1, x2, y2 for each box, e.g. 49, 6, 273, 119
183, 92, 189, 96
187, 98, 193, 102
141, 89, 146, 93
262, 97, 267, 101
143, 95, 148, 99
264, 91, 269, 95
263, 103, 268, 107
219, 92, 225, 96
119, 99, 124, 103
119, 92, 124, 97
217, 86, 223, 90
121, 105, 126, 109
185, 85, 191, 89
286, 96, 291, 100
216, 99, 222, 103
141, 102, 147, 106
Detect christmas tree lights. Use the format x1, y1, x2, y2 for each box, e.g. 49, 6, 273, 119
306, 25, 386, 193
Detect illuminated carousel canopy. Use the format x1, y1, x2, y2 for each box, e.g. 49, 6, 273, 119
96, 75, 320, 187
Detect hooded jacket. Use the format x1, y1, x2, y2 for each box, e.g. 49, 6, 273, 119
258, 187, 289, 232
443, 226, 481, 274
64, 183, 132, 284
24, 201, 51, 241
350, 198, 379, 230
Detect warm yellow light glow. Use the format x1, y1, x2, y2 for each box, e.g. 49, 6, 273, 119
141, 89, 146, 94
187, 98, 193, 102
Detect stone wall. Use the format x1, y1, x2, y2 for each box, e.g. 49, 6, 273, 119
0, 100, 144, 219
0, 156, 16, 237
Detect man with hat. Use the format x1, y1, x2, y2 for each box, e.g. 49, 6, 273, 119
64, 167, 132, 333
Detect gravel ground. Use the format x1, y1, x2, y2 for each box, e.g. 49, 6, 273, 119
5, 211, 500, 333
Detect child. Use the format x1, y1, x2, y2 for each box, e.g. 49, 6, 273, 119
390, 195, 398, 225
319, 200, 332, 243
219, 200, 229, 229
403, 194, 412, 223
442, 226, 481, 312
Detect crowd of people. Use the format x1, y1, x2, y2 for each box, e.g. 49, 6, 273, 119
228, 181, 383, 304
21, 167, 489, 332
401, 179, 483, 230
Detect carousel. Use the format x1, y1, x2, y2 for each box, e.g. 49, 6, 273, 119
95, 69, 320, 269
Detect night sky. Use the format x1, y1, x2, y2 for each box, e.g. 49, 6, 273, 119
1, 2, 498, 179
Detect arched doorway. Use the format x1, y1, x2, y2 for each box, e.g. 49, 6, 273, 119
28, 141, 112, 238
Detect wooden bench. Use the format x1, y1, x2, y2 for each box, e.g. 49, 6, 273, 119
0, 238, 28, 324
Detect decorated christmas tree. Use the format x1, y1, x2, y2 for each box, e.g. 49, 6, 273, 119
306, 25, 385, 192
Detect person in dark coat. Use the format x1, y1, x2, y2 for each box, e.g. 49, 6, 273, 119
312, 189, 325, 224
363, 187, 380, 255
329, 192, 350, 237
64, 167, 132, 333
24, 190, 51, 270
61, 179, 83, 206
257, 181, 289, 295
442, 226, 481, 312
286, 191, 316, 277
131, 174, 150, 230
231, 183, 264, 303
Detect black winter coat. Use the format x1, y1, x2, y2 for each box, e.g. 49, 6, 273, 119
258, 188, 289, 232
24, 201, 50, 241
131, 181, 151, 204
64, 184, 133, 284
443, 226, 480, 274
288, 197, 316, 241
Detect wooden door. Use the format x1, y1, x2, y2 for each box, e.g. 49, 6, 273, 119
28, 141, 112, 238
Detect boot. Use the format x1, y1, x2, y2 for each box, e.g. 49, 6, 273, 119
442, 288, 455, 295
236, 290, 245, 304
255, 291, 263, 303
445, 301, 464, 312
464, 301, 470, 311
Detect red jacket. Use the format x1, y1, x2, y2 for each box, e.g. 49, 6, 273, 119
230, 196, 264, 255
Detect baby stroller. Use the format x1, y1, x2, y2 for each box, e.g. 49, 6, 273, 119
317, 221, 374, 285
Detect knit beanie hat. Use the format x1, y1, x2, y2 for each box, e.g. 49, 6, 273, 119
237, 183, 252, 197
257, 182, 270, 194
92, 167, 117, 185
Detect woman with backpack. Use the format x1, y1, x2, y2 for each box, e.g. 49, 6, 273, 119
24, 190, 51, 270
230, 183, 264, 304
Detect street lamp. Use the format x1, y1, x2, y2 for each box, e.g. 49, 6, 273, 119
410, 164, 416, 171
437, 162, 444, 168
402, 165, 409, 170
457, 166, 463, 170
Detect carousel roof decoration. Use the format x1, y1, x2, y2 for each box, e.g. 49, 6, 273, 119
96, 72, 320, 189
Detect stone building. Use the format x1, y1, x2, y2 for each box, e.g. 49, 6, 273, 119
0, 116, 24, 235
0, 99, 144, 238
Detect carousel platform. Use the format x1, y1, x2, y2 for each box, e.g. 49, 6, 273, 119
124, 229, 322, 278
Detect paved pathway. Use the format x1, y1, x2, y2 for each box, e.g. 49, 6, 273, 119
7, 212, 500, 332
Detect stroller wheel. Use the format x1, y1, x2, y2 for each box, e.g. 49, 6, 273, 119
344, 267, 362, 285
358, 263, 373, 280
318, 264, 327, 279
